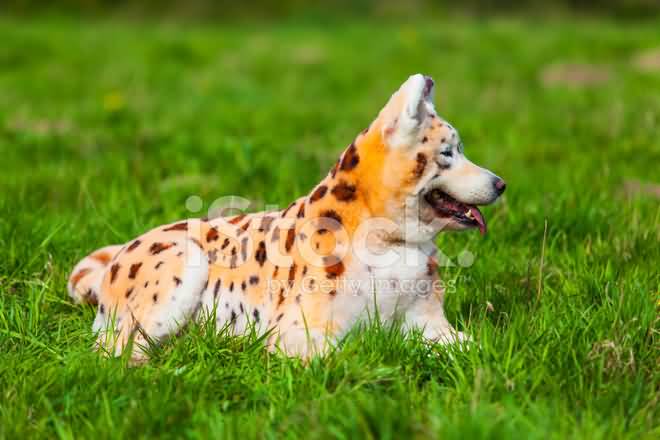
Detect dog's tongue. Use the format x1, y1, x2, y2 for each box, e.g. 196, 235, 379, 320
468, 206, 487, 235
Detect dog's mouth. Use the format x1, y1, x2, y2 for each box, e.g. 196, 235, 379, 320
424, 189, 487, 235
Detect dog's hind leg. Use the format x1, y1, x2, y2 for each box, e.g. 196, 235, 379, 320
92, 235, 209, 363
68, 244, 124, 305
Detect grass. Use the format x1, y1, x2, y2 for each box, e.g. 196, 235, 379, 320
1, 15, 659, 439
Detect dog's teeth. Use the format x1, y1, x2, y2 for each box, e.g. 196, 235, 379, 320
465, 210, 473, 219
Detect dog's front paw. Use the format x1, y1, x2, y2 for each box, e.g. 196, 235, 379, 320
430, 329, 471, 346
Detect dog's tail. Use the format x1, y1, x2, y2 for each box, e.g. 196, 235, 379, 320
67, 244, 124, 305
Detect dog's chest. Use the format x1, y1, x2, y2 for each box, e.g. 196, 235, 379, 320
334, 243, 435, 323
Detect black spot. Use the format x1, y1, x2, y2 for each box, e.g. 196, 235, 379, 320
153, 293, 158, 303
324, 257, 345, 279
239, 302, 244, 313
255, 241, 267, 266
127, 240, 141, 252
155, 261, 165, 269
310, 185, 328, 203
414, 152, 427, 178
241, 237, 248, 261
125, 287, 134, 298
99, 304, 105, 314
128, 262, 142, 279
221, 238, 230, 250
282, 202, 296, 217
230, 310, 237, 322
296, 203, 306, 218
318, 210, 343, 231
249, 276, 259, 285
229, 282, 234, 292
241, 280, 246, 291
253, 309, 260, 323
173, 276, 182, 286
339, 142, 360, 171
288, 263, 297, 287
110, 264, 120, 283
150, 242, 175, 255
164, 222, 188, 232
228, 214, 246, 225
331, 180, 357, 202
259, 216, 275, 233
285, 228, 295, 253
276, 313, 284, 322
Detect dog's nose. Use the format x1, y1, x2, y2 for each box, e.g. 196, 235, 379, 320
494, 178, 506, 195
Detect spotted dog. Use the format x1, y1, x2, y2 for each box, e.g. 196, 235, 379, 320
68, 74, 506, 362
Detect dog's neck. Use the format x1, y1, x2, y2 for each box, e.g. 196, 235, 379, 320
304, 121, 402, 236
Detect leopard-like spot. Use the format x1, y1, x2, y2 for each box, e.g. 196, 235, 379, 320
128, 262, 143, 279
150, 242, 175, 255
253, 309, 260, 322
155, 261, 165, 269
324, 257, 345, 279
208, 249, 218, 264
414, 152, 427, 178
282, 202, 296, 217
426, 257, 437, 277
110, 263, 120, 283
296, 203, 305, 218
241, 281, 247, 291
125, 287, 134, 298
213, 279, 221, 298
229, 282, 234, 292
228, 214, 246, 225
271, 226, 280, 242
153, 293, 158, 303
71, 267, 92, 288
91, 252, 113, 264
221, 238, 230, 250
330, 160, 340, 178
288, 263, 297, 287
240, 237, 248, 261
164, 222, 188, 232
329, 289, 337, 297
259, 216, 274, 233
249, 276, 259, 285
331, 180, 357, 202
340, 142, 360, 171
318, 210, 343, 231
285, 228, 295, 253
255, 241, 267, 267
206, 228, 220, 243
173, 276, 182, 286
310, 185, 328, 203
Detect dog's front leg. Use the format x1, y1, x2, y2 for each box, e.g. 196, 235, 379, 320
403, 284, 468, 345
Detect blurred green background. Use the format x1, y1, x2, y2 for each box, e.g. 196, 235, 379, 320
1, 1, 659, 439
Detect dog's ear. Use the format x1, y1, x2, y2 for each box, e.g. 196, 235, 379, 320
382, 74, 435, 149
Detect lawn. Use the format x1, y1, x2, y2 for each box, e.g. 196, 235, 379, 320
0, 15, 659, 439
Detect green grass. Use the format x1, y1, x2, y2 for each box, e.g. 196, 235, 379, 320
1, 16, 659, 439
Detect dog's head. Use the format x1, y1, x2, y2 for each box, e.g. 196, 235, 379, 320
356, 74, 505, 242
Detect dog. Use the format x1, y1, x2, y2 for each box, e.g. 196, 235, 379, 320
68, 74, 505, 362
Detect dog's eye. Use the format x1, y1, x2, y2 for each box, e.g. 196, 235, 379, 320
440, 150, 453, 158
